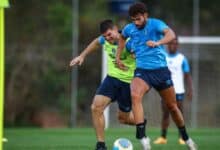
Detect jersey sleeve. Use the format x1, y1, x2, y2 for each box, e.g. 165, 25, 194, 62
154, 19, 169, 33
125, 40, 132, 52
121, 24, 131, 39
98, 36, 105, 45
182, 57, 190, 73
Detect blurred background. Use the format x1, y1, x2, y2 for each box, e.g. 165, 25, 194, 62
3, 0, 220, 129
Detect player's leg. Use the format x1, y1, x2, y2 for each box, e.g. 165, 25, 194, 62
159, 88, 197, 149
131, 77, 149, 125
116, 80, 135, 125
159, 87, 185, 136
117, 110, 135, 125
154, 100, 170, 144
155, 67, 196, 149
91, 95, 111, 150
91, 75, 117, 150
176, 94, 186, 144
131, 77, 151, 150
177, 99, 183, 113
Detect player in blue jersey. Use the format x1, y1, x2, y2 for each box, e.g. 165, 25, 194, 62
116, 2, 197, 150
70, 20, 136, 150
154, 37, 193, 145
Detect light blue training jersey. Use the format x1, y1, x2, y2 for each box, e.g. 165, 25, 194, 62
166, 52, 190, 73
165, 51, 190, 93
122, 18, 169, 69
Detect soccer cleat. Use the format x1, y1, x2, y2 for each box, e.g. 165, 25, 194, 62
95, 146, 107, 150
153, 137, 167, 144
95, 142, 107, 150
186, 138, 197, 150
178, 138, 186, 145
140, 136, 151, 150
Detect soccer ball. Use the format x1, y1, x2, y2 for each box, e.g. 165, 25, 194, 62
112, 138, 133, 150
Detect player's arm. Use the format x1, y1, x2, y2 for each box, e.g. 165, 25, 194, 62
185, 73, 193, 100
115, 35, 128, 70
147, 28, 175, 47
69, 38, 101, 67
183, 57, 193, 100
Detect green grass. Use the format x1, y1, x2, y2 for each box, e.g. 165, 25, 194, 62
3, 128, 220, 150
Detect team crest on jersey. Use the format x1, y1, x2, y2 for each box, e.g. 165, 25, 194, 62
109, 48, 127, 60
109, 48, 116, 58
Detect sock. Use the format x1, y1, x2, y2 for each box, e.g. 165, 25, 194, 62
96, 141, 106, 148
136, 121, 146, 139
161, 129, 167, 138
178, 126, 189, 141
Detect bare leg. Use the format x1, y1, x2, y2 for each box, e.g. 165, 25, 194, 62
130, 77, 150, 124
177, 100, 184, 138
117, 110, 135, 125
177, 100, 183, 114
159, 87, 184, 127
154, 100, 170, 144
161, 100, 170, 130
91, 95, 111, 142
161, 100, 170, 137
131, 77, 151, 150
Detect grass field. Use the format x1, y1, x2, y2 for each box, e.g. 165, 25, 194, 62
3, 127, 220, 150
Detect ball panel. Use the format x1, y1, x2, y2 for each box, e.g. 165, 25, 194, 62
113, 138, 133, 150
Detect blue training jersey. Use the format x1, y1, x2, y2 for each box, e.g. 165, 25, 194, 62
122, 18, 169, 69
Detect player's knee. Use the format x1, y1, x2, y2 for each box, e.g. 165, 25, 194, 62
167, 103, 178, 113
91, 103, 104, 115
131, 91, 142, 103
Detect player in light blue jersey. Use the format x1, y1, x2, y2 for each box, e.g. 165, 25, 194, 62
154, 37, 193, 145
116, 2, 197, 150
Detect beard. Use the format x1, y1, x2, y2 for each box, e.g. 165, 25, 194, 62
136, 20, 146, 30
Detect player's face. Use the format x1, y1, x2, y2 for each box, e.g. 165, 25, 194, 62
131, 13, 147, 29
102, 28, 118, 44
168, 39, 178, 54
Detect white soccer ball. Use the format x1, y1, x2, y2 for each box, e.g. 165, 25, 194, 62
112, 138, 133, 150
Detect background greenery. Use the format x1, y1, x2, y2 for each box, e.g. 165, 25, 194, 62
4, 0, 220, 127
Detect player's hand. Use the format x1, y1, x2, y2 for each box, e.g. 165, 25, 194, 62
115, 58, 128, 71
146, 40, 160, 47
131, 53, 136, 59
187, 90, 193, 101
69, 56, 84, 67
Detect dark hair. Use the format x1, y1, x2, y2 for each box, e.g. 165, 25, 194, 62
129, 2, 148, 17
100, 19, 114, 34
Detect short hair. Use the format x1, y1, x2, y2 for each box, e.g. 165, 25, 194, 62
99, 19, 114, 34
129, 2, 148, 17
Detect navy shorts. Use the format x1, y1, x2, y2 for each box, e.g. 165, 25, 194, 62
176, 93, 185, 101
134, 67, 173, 91
96, 75, 132, 112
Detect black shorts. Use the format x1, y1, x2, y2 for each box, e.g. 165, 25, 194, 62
134, 67, 173, 91
96, 75, 132, 112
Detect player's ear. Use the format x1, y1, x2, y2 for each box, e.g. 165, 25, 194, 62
144, 13, 148, 18
113, 25, 118, 31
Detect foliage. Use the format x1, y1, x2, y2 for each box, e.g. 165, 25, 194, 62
4, 0, 220, 127
5, 0, 72, 126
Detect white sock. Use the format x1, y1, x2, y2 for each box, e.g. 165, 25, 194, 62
186, 138, 193, 145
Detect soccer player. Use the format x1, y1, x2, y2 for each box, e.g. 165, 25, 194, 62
70, 20, 137, 150
115, 2, 197, 150
154, 37, 193, 145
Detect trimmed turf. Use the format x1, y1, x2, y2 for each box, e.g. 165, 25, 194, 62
4, 127, 220, 150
